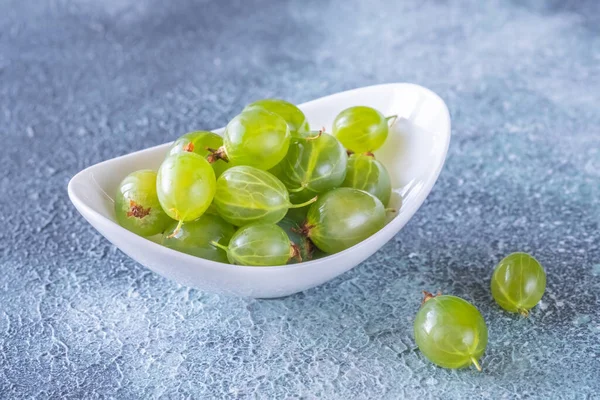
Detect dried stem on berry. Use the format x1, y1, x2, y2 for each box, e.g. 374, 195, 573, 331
289, 244, 302, 262
127, 200, 151, 218
295, 223, 314, 238
421, 290, 442, 306
305, 128, 324, 141
206, 147, 229, 163
183, 142, 195, 152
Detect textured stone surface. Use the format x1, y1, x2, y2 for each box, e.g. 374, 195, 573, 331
1, 0, 599, 398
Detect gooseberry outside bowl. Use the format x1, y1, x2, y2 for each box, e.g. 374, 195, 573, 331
68, 83, 451, 298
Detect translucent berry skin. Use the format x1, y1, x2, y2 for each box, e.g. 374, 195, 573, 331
491, 252, 546, 315
115, 170, 173, 236
224, 108, 291, 170
225, 223, 292, 266
244, 99, 310, 138
342, 154, 392, 206
332, 106, 389, 153
156, 152, 216, 222
271, 133, 348, 201
414, 295, 488, 370
168, 131, 230, 178
161, 214, 235, 263
277, 218, 313, 263
305, 188, 385, 254
214, 166, 312, 227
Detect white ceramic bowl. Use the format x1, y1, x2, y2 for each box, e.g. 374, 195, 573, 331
68, 83, 451, 298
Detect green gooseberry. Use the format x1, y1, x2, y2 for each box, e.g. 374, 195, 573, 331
168, 131, 230, 178
270, 131, 348, 202
212, 223, 300, 266
115, 170, 173, 236
414, 292, 488, 371
342, 153, 392, 206
161, 214, 236, 263
491, 252, 546, 316
243, 99, 310, 138
213, 166, 316, 227
156, 152, 216, 235
332, 106, 394, 153
208, 108, 290, 171
301, 187, 386, 254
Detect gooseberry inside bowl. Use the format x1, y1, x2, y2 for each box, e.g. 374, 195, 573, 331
68, 83, 451, 298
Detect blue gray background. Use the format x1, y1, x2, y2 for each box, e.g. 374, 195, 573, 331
1, 0, 599, 398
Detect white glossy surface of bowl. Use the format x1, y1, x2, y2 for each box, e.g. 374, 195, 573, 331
68, 83, 451, 298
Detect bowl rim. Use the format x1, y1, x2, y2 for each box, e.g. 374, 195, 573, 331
68, 82, 451, 272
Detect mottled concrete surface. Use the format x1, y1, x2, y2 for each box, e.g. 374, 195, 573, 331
1, 0, 599, 398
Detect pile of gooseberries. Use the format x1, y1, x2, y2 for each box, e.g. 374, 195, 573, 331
115, 99, 396, 265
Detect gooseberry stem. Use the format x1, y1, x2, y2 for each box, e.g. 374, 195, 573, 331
206, 146, 229, 163
470, 357, 482, 372
518, 308, 530, 317
385, 208, 397, 213
210, 241, 229, 252
421, 290, 441, 306
386, 114, 398, 127
167, 219, 184, 239
288, 185, 306, 193
289, 196, 318, 209
305, 128, 324, 141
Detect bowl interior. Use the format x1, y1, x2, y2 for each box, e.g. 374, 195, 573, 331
72, 83, 450, 235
